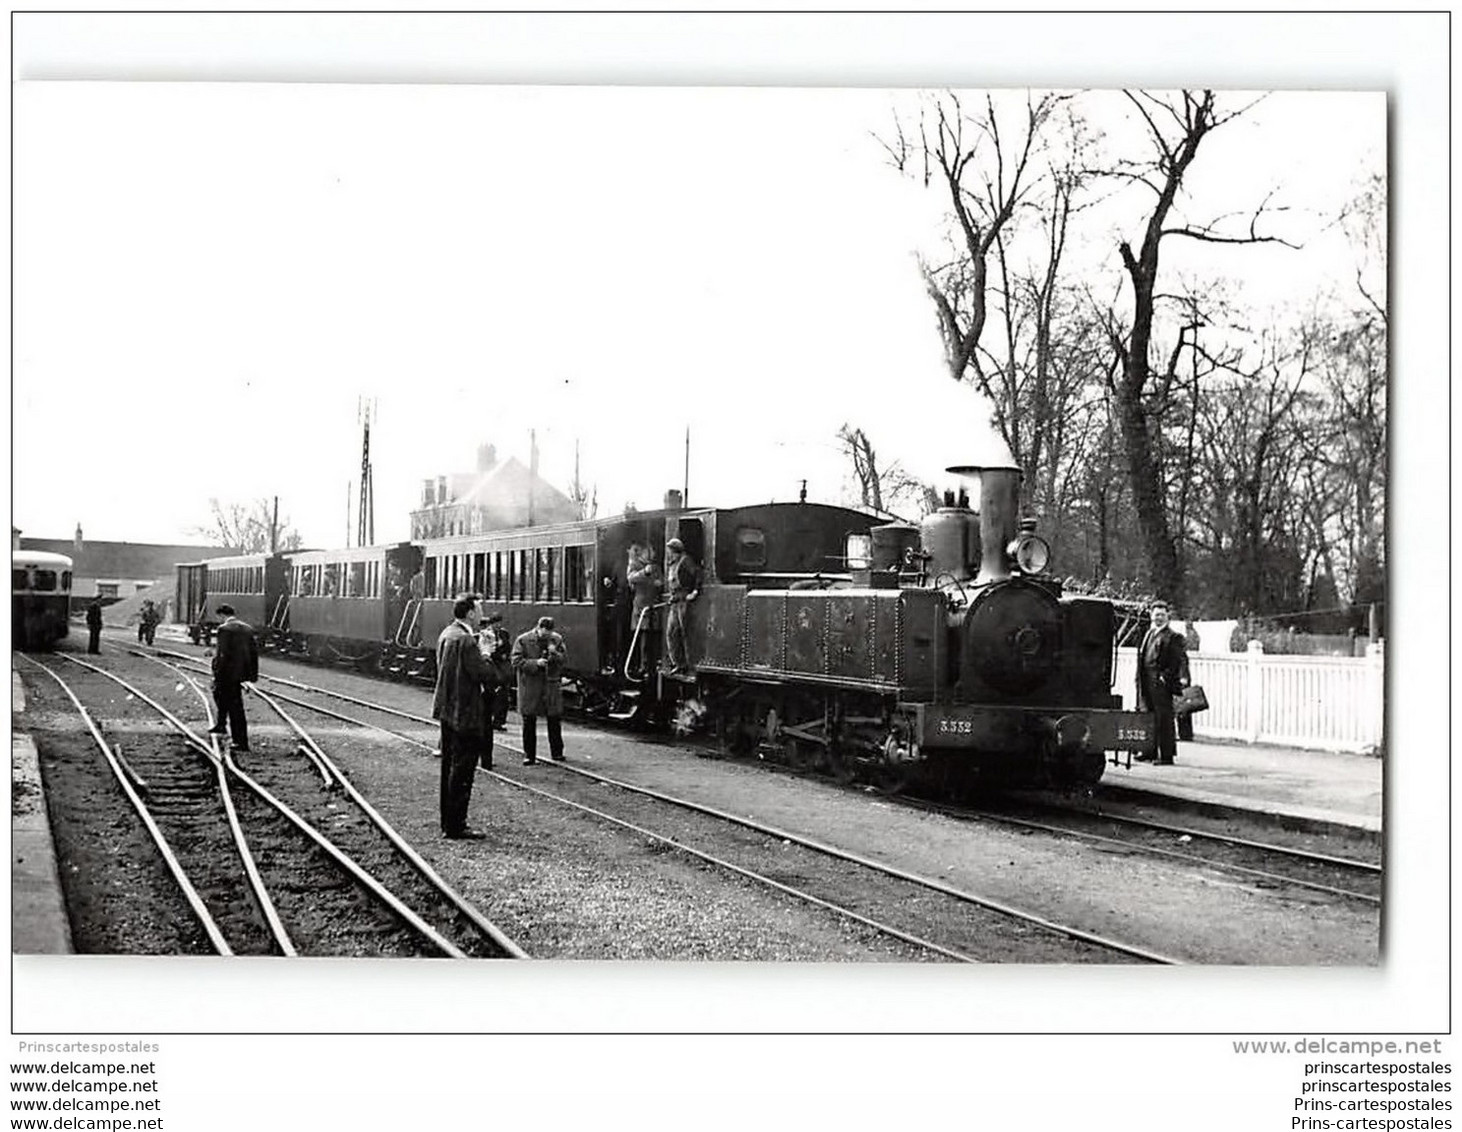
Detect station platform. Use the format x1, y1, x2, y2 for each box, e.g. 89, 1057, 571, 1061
1102, 737, 1382, 834
11, 671, 74, 953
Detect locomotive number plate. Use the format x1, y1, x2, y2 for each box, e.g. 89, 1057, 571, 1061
1091, 712, 1157, 752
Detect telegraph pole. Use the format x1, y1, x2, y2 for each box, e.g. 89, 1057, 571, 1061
357, 398, 376, 548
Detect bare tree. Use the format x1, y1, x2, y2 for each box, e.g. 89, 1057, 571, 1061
194, 498, 303, 554
1104, 89, 1291, 603
569, 442, 598, 521
837, 424, 930, 515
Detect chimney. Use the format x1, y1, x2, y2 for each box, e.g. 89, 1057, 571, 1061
74, 524, 83, 554
664, 488, 684, 512
477, 443, 497, 472
436, 476, 447, 505
422, 479, 436, 507
947, 465, 1021, 583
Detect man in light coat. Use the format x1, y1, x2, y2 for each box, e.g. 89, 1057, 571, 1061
432, 595, 490, 839
512, 615, 566, 765
1135, 600, 1191, 766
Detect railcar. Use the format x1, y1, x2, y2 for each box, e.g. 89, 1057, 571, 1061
12, 549, 73, 650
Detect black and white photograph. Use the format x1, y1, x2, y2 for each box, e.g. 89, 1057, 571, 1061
6, 10, 1449, 1128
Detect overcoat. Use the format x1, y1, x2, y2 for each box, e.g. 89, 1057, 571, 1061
433, 620, 489, 733
512, 628, 566, 716
213, 617, 260, 684
1135, 625, 1190, 711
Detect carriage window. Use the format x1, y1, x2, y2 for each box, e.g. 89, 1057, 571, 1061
13, 568, 29, 590
425, 558, 438, 598
34, 570, 57, 592
472, 553, 485, 595
62, 571, 72, 592
350, 561, 367, 597
537, 548, 554, 600
735, 527, 767, 569
514, 550, 528, 600
564, 546, 585, 602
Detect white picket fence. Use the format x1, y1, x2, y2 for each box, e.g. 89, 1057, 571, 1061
1113, 642, 1384, 754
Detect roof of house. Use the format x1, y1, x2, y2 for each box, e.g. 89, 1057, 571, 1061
19, 538, 231, 580
411, 455, 577, 520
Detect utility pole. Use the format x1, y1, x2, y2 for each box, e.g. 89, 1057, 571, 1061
270, 496, 279, 554
357, 398, 376, 548
683, 427, 690, 506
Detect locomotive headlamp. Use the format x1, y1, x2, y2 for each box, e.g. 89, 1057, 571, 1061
1009, 534, 1051, 574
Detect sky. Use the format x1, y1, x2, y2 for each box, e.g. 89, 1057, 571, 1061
14, 82, 1383, 548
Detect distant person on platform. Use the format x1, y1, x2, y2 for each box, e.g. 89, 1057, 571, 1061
625, 542, 662, 676
138, 599, 160, 646
512, 615, 566, 765
432, 595, 490, 840
663, 538, 701, 676
1136, 600, 1191, 766
85, 597, 103, 654
206, 604, 259, 755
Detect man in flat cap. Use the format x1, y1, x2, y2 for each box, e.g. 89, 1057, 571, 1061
663, 537, 701, 676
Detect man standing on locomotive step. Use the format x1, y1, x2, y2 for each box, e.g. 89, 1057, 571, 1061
432, 595, 491, 839
207, 604, 259, 754
625, 542, 662, 676
85, 596, 103, 654
512, 615, 567, 765
662, 537, 701, 676
1135, 600, 1190, 766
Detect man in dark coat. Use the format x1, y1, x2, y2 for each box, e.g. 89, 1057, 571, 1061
206, 604, 259, 753
511, 615, 566, 765
433, 595, 489, 839
625, 543, 662, 676
1135, 600, 1191, 765
662, 537, 701, 675
85, 597, 103, 654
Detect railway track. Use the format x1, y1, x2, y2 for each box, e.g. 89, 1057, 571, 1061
27, 649, 525, 959
150, 651, 1182, 964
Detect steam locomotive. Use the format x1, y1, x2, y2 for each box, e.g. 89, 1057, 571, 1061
174, 468, 1154, 788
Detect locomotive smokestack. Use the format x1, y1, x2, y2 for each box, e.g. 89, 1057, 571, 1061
948, 465, 1021, 583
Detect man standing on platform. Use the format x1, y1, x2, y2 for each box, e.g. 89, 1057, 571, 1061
85, 597, 103, 654
432, 595, 489, 840
207, 604, 259, 754
512, 615, 566, 765
1135, 600, 1190, 766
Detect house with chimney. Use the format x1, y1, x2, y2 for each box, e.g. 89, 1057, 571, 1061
409, 443, 579, 539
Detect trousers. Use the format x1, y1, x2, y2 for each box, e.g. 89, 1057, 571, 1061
212, 679, 249, 748
521, 714, 563, 762
439, 721, 483, 834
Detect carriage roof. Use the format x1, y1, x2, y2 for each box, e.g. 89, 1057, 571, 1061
13, 549, 73, 569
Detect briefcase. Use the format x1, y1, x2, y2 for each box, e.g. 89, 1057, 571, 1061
1174, 684, 1209, 714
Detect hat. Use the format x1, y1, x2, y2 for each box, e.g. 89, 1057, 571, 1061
666, 538, 684, 552
536, 616, 555, 630
216, 603, 235, 616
